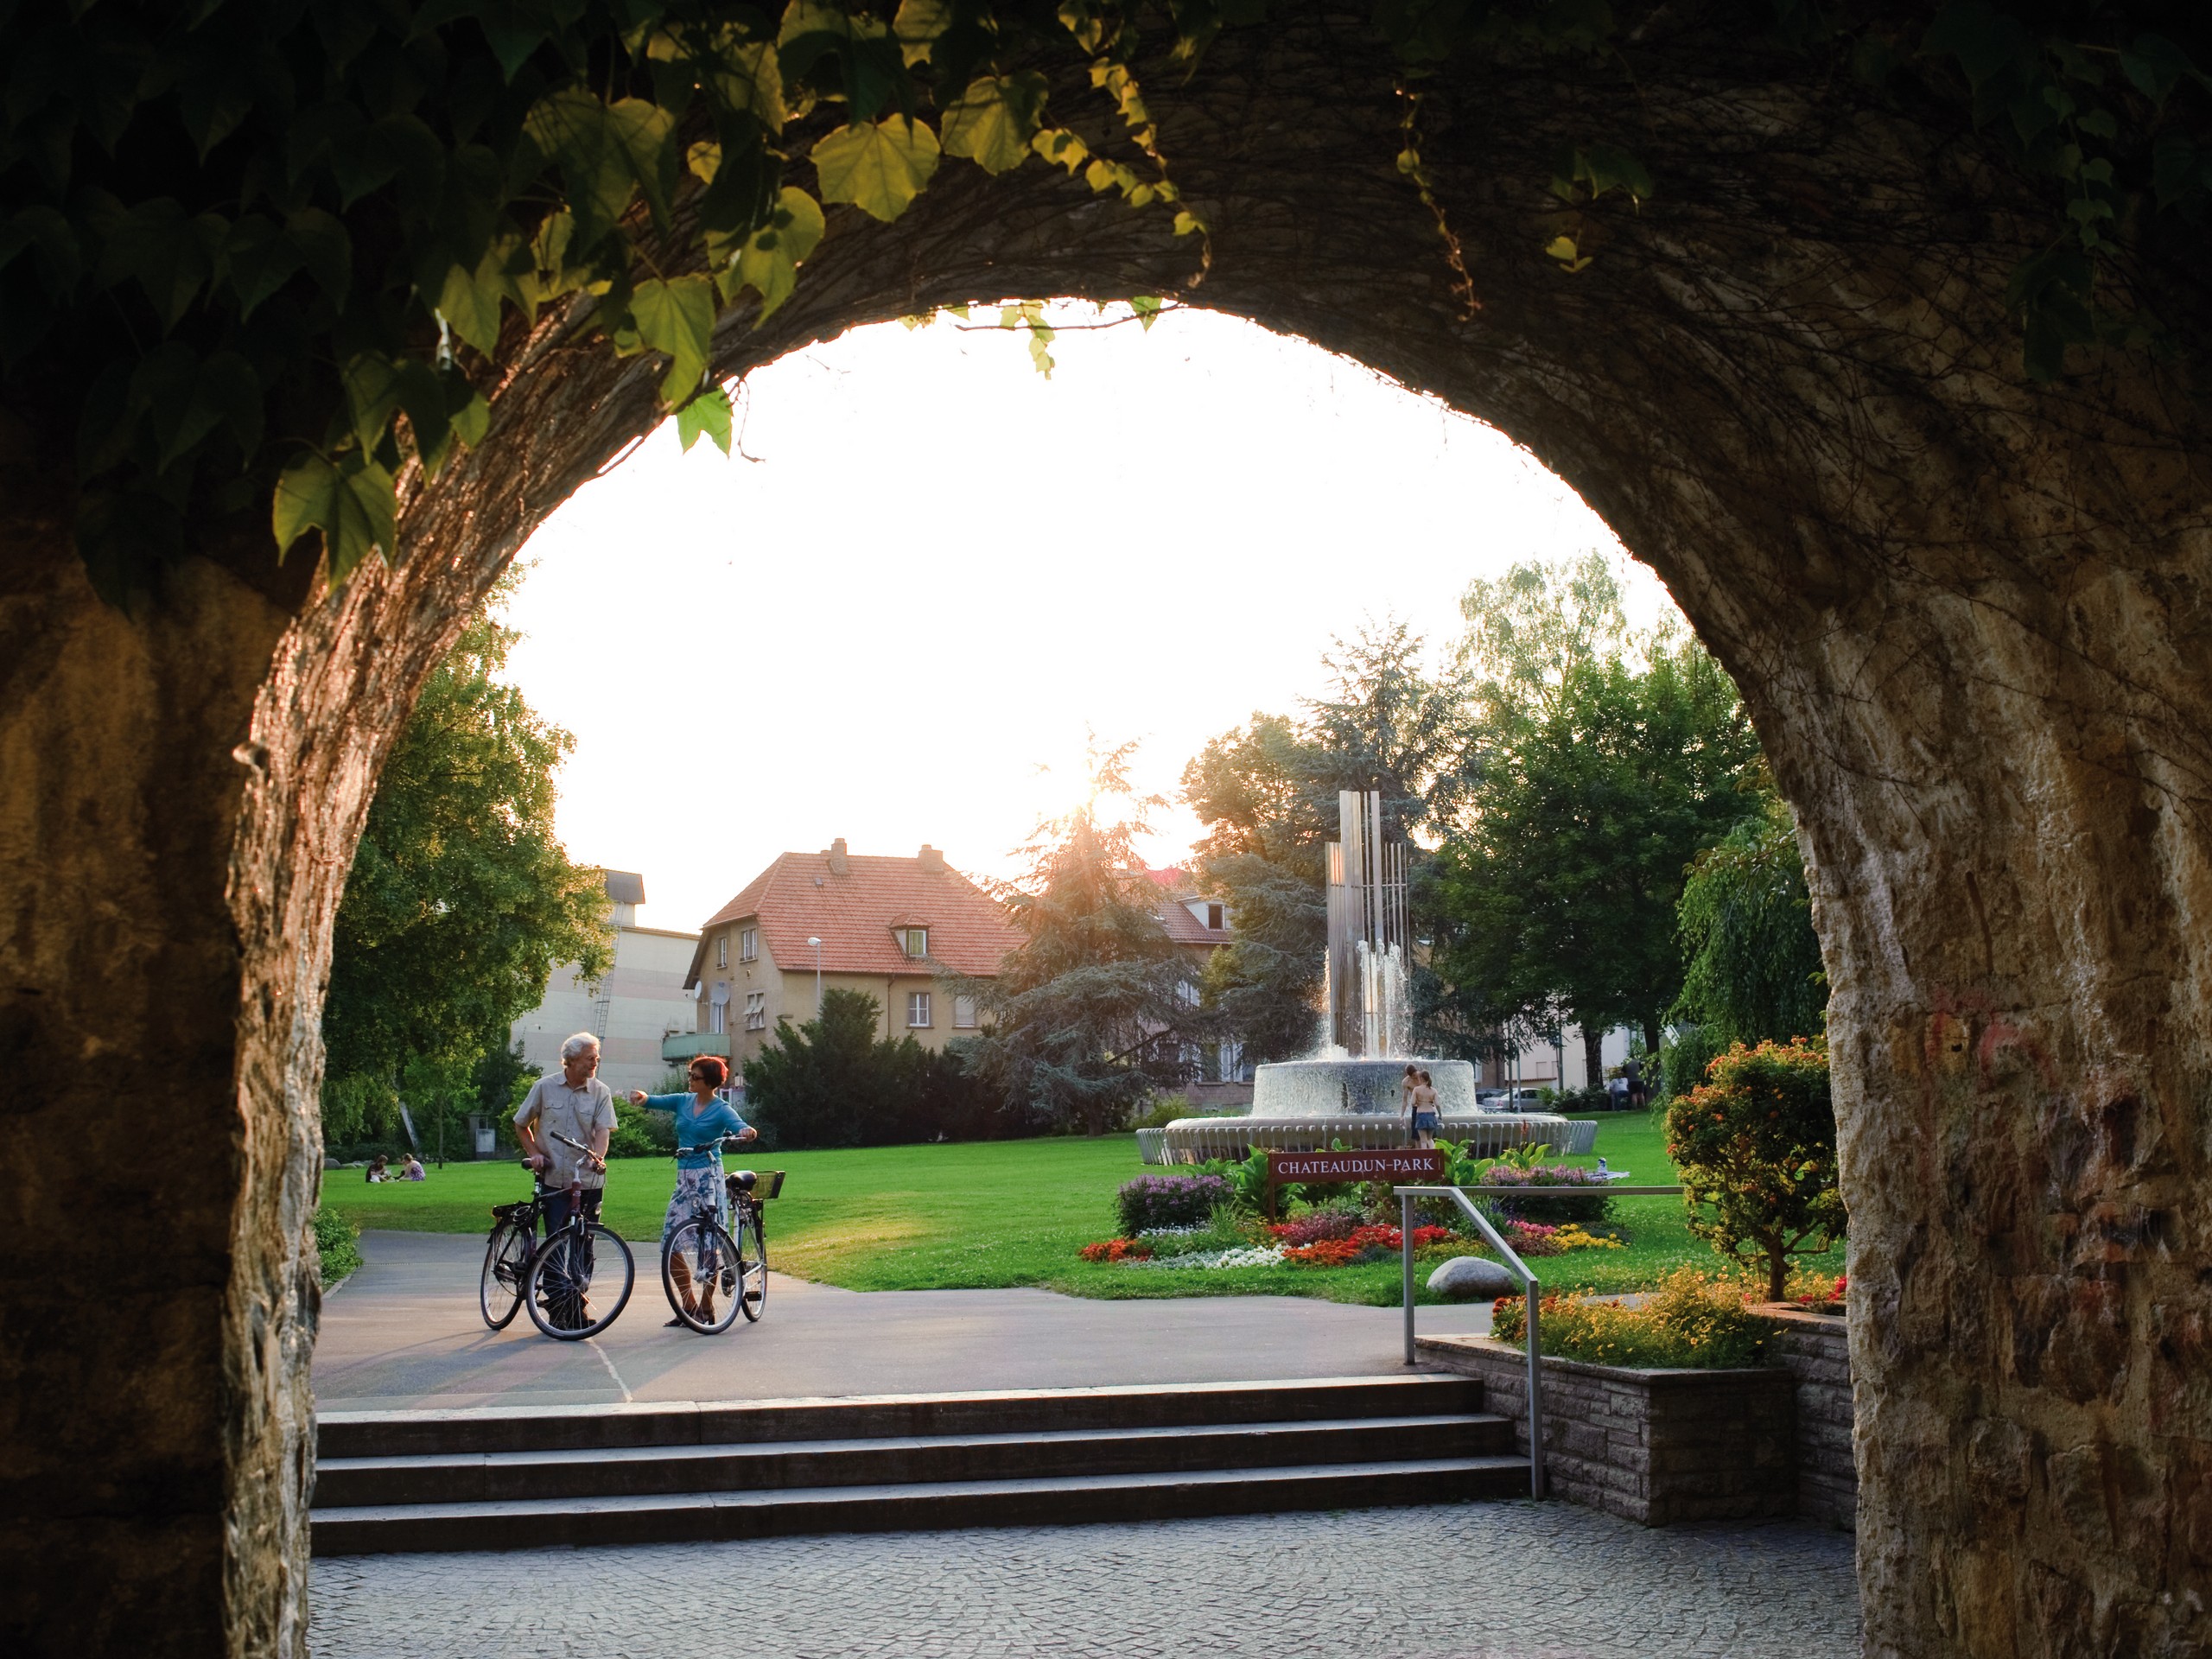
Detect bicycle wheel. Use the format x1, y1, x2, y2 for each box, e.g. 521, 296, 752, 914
662, 1216, 743, 1335
479, 1219, 531, 1330
524, 1222, 634, 1340
735, 1204, 767, 1322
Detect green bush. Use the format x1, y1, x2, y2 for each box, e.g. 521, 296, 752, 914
314, 1205, 362, 1287
1491, 1268, 1767, 1369
1666, 1036, 1840, 1300
743, 990, 1007, 1147
1134, 1095, 1197, 1130
607, 1106, 677, 1159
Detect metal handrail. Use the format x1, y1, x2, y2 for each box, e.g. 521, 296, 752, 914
1395, 1183, 1544, 1499
1392, 1181, 1688, 1503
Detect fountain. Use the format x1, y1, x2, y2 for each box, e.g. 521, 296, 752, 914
1153, 791, 1576, 1165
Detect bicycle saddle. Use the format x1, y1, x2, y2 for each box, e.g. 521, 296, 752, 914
727, 1169, 759, 1192
491, 1202, 527, 1219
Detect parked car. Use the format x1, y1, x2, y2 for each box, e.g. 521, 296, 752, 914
1475, 1087, 1547, 1112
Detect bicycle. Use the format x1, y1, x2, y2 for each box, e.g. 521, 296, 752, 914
476, 1131, 635, 1340
660, 1135, 780, 1334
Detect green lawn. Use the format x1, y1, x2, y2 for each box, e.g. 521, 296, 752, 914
321, 1111, 1839, 1302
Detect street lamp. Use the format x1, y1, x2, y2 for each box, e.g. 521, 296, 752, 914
808, 936, 823, 1014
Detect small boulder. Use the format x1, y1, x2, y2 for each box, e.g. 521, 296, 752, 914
1427, 1255, 1520, 1300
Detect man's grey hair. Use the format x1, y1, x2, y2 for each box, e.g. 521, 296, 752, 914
559, 1033, 601, 1061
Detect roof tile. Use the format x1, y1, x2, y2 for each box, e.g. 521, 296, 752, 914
694, 851, 1021, 984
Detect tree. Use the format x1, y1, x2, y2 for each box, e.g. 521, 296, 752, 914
1666, 1037, 1843, 1301
1185, 624, 1473, 1062
320, 592, 610, 1134
741, 989, 1001, 1147
1427, 575, 1763, 1080
965, 743, 1198, 1134
1664, 787, 1827, 1097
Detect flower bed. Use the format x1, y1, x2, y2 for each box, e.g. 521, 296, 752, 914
1503, 1220, 1625, 1257
1139, 1244, 1288, 1270
1476, 1163, 1613, 1224
1490, 1268, 1769, 1369
1275, 1223, 1452, 1266
1116, 1173, 1231, 1234
1077, 1237, 1153, 1264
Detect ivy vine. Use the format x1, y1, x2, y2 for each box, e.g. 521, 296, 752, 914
0, 1, 2203, 607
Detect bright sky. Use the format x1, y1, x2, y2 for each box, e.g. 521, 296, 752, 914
502, 302, 1668, 937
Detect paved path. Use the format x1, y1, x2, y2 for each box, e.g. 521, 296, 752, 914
313, 1503, 1861, 1657
316, 1231, 1497, 1410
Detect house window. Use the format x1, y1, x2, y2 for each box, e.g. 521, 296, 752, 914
709, 980, 730, 1033
1206, 902, 1225, 931
745, 991, 766, 1031
1176, 978, 1201, 1007
900, 926, 928, 958
907, 991, 932, 1027
953, 995, 977, 1029
716, 934, 728, 968
740, 927, 758, 963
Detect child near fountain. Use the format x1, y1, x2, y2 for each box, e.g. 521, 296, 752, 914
1408, 1069, 1440, 1148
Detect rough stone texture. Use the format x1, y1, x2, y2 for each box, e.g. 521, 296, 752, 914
1428, 1255, 1522, 1300
1755, 1305, 1859, 1533
1419, 1335, 1797, 1526
312, 1503, 1862, 1659
4, 7, 2210, 1655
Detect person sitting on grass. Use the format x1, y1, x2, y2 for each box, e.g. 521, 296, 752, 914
400, 1154, 425, 1180
629, 1058, 757, 1328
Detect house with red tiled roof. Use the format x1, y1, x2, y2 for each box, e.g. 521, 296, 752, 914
668, 839, 1021, 1069
1144, 867, 1254, 1099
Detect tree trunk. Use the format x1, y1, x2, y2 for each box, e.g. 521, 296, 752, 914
1580, 1025, 1606, 1099
0, 505, 318, 1656
3, 10, 2209, 1656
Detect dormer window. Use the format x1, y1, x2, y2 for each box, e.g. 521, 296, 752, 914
899, 926, 928, 959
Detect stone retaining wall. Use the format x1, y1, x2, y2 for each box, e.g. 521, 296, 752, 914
1415, 1335, 1796, 1525
1750, 1304, 1856, 1530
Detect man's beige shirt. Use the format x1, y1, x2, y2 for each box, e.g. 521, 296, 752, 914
513, 1075, 616, 1189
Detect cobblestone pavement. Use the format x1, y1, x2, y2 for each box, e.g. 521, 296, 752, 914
313, 1503, 1860, 1659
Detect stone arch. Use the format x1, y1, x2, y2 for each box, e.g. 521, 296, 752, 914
5, 14, 2208, 1658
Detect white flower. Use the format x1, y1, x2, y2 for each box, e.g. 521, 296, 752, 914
1139, 1245, 1287, 1270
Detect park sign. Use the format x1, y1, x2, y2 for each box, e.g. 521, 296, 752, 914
1265, 1148, 1446, 1219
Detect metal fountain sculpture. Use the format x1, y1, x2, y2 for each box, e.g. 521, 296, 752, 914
1156, 791, 1571, 1163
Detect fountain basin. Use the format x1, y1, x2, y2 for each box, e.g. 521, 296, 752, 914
1150, 1055, 1582, 1165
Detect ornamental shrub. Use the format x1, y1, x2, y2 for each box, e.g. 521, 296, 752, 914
314, 1205, 362, 1287
1477, 1163, 1612, 1224
1116, 1173, 1232, 1236
1664, 1036, 1842, 1300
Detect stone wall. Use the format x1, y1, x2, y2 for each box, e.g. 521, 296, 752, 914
1416, 1335, 1796, 1526
1752, 1305, 1857, 1531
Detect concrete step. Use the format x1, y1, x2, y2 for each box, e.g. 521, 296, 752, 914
315, 1411, 1518, 1507
311, 1455, 1532, 1554
316, 1373, 1484, 1459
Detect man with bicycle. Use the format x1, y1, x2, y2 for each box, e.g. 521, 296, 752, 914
515, 1033, 618, 1304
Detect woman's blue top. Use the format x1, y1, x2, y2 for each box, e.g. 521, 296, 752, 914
639, 1094, 752, 1170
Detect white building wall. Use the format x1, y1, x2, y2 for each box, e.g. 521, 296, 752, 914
512, 924, 700, 1095
1501, 1024, 1637, 1090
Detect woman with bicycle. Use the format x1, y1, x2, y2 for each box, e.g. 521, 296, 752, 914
629, 1058, 755, 1327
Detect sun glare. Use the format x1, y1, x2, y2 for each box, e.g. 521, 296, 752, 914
499, 305, 1655, 928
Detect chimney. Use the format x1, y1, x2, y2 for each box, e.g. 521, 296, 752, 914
827, 837, 849, 876
917, 843, 945, 874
